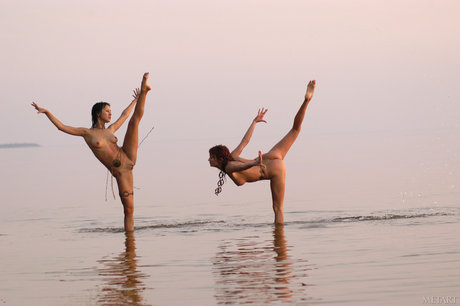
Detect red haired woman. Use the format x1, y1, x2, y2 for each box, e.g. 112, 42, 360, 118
209, 80, 316, 224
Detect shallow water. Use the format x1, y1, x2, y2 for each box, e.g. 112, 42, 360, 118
1, 129, 460, 305
2, 203, 459, 305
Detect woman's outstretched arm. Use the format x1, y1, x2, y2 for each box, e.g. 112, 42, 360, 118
32, 102, 87, 136
231, 108, 267, 158
108, 88, 140, 133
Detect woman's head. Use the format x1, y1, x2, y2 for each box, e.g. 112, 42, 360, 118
209, 145, 233, 196
209, 145, 233, 170
91, 102, 111, 128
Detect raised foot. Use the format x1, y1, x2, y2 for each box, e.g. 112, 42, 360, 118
141, 72, 151, 93
305, 80, 316, 102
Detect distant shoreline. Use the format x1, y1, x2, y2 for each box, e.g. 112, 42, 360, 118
0, 143, 40, 149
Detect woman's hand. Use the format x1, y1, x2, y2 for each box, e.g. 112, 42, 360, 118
108, 87, 141, 133
31, 102, 47, 114
254, 108, 268, 123
132, 88, 140, 101
256, 150, 266, 167
256, 150, 267, 175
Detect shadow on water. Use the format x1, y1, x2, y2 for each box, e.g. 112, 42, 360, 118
96, 232, 150, 306
212, 224, 314, 304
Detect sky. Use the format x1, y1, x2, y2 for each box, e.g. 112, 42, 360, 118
1, 0, 458, 142
1, 0, 459, 208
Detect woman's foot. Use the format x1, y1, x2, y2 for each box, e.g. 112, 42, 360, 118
141, 72, 151, 93
305, 80, 316, 102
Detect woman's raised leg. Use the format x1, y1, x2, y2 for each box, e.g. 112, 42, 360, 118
122, 72, 151, 164
264, 80, 316, 160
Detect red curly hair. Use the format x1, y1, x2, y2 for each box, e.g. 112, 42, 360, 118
209, 145, 234, 195
209, 145, 234, 172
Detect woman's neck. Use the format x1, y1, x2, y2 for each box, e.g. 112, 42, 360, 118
93, 121, 106, 129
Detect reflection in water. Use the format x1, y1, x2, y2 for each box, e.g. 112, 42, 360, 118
97, 232, 150, 306
212, 225, 312, 304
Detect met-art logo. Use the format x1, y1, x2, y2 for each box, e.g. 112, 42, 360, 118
423, 296, 458, 304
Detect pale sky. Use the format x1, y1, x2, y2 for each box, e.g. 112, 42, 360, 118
1, 0, 459, 208
1, 0, 458, 144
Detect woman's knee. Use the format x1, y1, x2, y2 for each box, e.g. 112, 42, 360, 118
289, 126, 301, 139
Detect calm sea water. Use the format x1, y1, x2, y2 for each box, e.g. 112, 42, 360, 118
1, 129, 459, 305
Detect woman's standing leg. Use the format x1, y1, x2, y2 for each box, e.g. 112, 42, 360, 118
116, 172, 135, 231
270, 166, 286, 225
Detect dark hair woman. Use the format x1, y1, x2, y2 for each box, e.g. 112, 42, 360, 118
208, 80, 316, 225
32, 73, 152, 232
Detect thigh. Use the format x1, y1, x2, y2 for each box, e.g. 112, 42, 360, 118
264, 129, 299, 160
115, 171, 134, 197
265, 159, 286, 179
122, 119, 139, 164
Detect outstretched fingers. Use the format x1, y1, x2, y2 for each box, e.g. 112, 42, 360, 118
255, 108, 268, 123
132, 88, 140, 100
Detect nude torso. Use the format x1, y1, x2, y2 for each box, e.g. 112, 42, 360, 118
83, 128, 134, 176
226, 157, 285, 186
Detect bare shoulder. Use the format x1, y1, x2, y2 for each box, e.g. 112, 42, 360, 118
224, 160, 238, 174
81, 127, 99, 140
79, 127, 93, 136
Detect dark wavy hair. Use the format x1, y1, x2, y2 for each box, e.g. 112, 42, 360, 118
91, 102, 110, 128
209, 145, 234, 195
